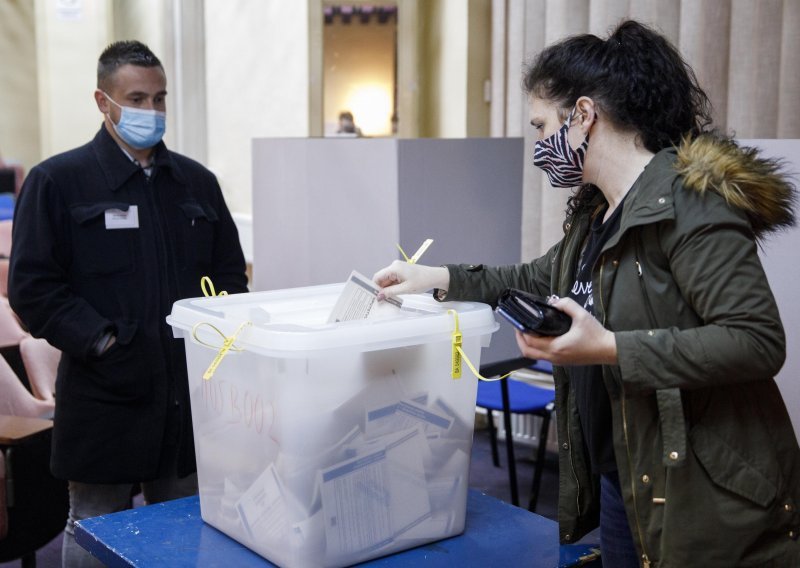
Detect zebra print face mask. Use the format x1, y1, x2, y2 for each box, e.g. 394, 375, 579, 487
533, 107, 589, 188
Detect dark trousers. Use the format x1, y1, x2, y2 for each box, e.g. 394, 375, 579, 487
600, 471, 641, 568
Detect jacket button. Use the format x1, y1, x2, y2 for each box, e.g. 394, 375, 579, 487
562, 442, 569, 450
785, 503, 794, 512
565, 534, 572, 541
669, 451, 679, 460
790, 530, 798, 540
658, 197, 666, 204
612, 259, 619, 266
648, 330, 655, 336
642, 474, 650, 484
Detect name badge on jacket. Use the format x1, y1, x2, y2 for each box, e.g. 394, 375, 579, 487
105, 206, 139, 230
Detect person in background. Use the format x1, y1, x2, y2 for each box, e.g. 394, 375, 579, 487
337, 110, 363, 136
8, 40, 248, 567
374, 20, 800, 567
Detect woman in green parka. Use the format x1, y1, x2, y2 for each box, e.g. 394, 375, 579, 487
374, 20, 800, 568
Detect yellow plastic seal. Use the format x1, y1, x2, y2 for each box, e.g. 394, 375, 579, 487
201, 276, 228, 297
448, 310, 513, 382
397, 238, 433, 264
191, 321, 252, 380
448, 309, 463, 379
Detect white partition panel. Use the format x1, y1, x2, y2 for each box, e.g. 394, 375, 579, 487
252, 138, 525, 364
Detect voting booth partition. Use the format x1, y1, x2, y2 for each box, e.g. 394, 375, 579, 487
251, 137, 525, 366
168, 286, 498, 567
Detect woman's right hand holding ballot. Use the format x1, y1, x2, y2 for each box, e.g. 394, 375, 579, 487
373, 261, 449, 301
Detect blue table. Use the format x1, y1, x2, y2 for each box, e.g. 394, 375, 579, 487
75, 489, 600, 567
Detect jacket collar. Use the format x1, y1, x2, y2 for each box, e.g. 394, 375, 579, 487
604, 148, 678, 251
91, 125, 188, 191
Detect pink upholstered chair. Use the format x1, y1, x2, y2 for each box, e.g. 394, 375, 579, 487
0, 299, 26, 349
0, 355, 53, 419
0, 220, 11, 259
20, 337, 60, 402
0, 219, 12, 298
0, 258, 8, 297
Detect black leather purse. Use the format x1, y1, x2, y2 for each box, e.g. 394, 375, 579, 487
495, 288, 571, 336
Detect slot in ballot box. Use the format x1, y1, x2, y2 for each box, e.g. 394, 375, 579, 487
168, 284, 498, 568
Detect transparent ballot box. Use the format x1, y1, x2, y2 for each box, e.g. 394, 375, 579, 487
167, 283, 498, 568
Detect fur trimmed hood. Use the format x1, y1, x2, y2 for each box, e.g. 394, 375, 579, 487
674, 134, 797, 239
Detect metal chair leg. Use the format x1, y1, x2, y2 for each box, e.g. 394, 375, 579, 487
500, 378, 519, 507
486, 410, 500, 467
528, 410, 552, 512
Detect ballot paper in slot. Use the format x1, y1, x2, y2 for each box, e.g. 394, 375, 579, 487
327, 270, 402, 323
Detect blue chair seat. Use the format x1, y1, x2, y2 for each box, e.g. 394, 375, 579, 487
476, 380, 554, 414
0, 192, 14, 221
530, 360, 553, 374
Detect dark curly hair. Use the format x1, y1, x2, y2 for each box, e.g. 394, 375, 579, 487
97, 40, 163, 91
524, 20, 713, 218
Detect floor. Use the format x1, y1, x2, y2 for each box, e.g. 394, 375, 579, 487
0, 421, 565, 568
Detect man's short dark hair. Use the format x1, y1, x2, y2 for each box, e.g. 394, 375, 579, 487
97, 40, 163, 90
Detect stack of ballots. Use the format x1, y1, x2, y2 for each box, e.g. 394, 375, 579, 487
168, 281, 498, 568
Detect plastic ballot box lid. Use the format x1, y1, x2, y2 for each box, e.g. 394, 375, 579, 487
167, 282, 498, 358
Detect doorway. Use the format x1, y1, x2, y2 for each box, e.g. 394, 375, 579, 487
322, 4, 398, 137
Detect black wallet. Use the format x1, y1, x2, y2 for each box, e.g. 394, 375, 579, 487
496, 288, 571, 336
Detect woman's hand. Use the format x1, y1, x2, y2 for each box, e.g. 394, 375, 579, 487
514, 297, 618, 366
372, 261, 450, 301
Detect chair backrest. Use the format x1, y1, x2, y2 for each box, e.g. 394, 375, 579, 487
0, 194, 12, 222
19, 337, 60, 402
0, 170, 13, 196
0, 220, 11, 258
0, 258, 8, 297
0, 299, 27, 348
0, 354, 54, 418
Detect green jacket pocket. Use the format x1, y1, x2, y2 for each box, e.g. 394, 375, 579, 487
690, 423, 777, 508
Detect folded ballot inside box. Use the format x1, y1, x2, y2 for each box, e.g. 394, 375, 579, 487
167, 282, 498, 568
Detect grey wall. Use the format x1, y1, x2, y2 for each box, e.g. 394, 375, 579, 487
747, 139, 800, 437
252, 137, 525, 364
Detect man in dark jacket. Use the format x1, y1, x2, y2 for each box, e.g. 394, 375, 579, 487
8, 41, 248, 567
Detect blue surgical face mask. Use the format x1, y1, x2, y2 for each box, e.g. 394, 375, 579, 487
103, 93, 166, 150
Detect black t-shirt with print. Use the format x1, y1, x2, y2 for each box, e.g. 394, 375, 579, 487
568, 201, 624, 475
